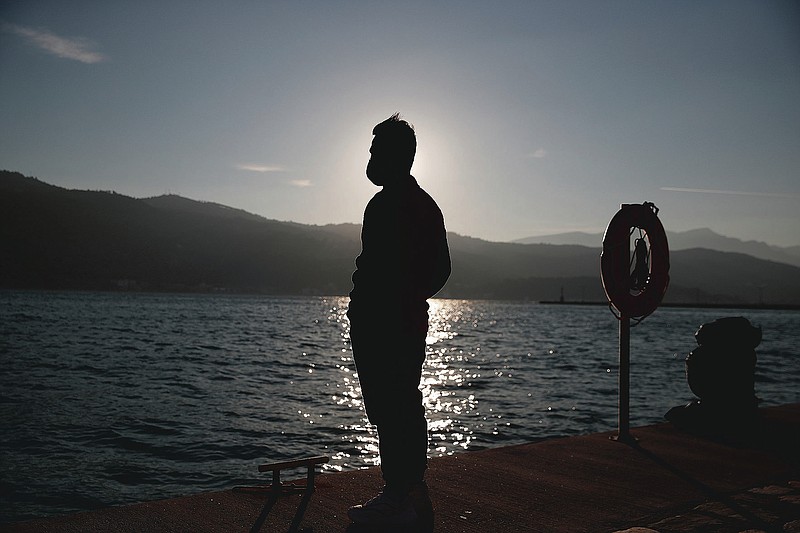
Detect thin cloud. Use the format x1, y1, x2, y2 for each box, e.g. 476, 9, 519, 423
235, 163, 286, 173
529, 148, 547, 159
288, 179, 312, 188
661, 187, 800, 200
3, 23, 107, 63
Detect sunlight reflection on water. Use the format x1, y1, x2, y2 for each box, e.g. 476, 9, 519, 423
326, 298, 487, 469
323, 297, 615, 471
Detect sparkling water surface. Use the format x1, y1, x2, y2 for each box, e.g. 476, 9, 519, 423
2, 291, 799, 523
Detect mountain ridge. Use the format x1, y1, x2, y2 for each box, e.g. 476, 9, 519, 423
3, 170, 799, 305
514, 228, 800, 268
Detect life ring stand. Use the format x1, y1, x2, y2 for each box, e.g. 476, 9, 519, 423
601, 202, 670, 320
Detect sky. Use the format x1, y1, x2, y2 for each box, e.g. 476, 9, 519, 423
1, 1, 799, 247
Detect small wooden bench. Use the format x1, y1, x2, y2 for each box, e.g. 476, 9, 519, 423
257, 455, 330, 494
237, 455, 330, 533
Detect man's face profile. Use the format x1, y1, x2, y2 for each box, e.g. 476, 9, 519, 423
366, 135, 393, 187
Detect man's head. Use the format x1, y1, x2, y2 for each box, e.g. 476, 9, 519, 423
366, 113, 416, 187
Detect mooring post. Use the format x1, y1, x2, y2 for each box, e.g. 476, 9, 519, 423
617, 314, 631, 440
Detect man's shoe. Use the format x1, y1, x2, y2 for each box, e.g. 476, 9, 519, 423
409, 482, 433, 531
348, 490, 417, 526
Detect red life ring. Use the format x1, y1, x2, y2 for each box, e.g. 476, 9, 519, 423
601, 202, 670, 318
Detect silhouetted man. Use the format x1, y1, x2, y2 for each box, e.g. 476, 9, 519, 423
347, 114, 451, 527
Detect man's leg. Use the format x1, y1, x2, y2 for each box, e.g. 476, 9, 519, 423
375, 333, 428, 492
349, 326, 428, 525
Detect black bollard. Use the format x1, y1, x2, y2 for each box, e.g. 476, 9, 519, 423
666, 317, 761, 434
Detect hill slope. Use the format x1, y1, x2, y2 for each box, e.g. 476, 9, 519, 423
0, 171, 359, 294
3, 170, 800, 305
514, 228, 800, 268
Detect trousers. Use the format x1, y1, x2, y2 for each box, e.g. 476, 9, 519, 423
349, 319, 428, 492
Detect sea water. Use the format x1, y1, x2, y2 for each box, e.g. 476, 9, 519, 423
1, 291, 799, 523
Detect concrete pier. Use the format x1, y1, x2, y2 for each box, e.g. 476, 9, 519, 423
6, 403, 799, 532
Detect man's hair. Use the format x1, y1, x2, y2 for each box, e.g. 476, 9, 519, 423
372, 113, 416, 171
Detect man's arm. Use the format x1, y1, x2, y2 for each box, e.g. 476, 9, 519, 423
428, 228, 451, 298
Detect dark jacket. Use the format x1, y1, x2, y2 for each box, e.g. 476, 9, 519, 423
348, 175, 450, 326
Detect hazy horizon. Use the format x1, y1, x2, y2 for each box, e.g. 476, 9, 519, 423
2, 2, 798, 247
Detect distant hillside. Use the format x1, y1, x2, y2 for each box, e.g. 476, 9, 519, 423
0, 171, 359, 295
514, 231, 604, 248
514, 228, 800, 268
142, 194, 270, 224
3, 170, 800, 305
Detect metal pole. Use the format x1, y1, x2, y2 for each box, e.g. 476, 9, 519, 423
617, 314, 631, 441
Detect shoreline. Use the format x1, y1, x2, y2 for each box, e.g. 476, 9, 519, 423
7, 403, 799, 532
